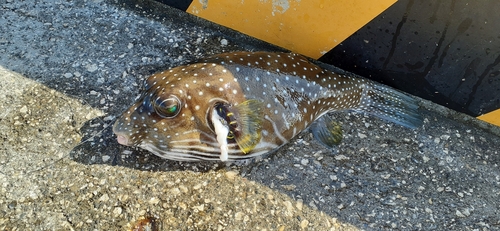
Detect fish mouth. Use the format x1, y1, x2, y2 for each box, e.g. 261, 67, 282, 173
112, 119, 132, 146
116, 134, 129, 146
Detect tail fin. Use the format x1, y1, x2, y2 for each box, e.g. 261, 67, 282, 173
358, 82, 423, 129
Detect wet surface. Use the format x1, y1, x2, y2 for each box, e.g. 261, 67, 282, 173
1, 0, 500, 230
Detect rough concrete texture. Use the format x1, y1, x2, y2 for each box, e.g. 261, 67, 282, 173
1, 0, 499, 230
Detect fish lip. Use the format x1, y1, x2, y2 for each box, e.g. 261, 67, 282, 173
113, 129, 131, 146
116, 134, 129, 146
112, 119, 131, 146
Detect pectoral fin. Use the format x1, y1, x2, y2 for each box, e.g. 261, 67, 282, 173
231, 100, 264, 153
215, 100, 263, 154
310, 114, 343, 148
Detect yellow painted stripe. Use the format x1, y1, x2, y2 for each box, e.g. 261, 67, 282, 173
477, 109, 500, 127
188, 0, 396, 59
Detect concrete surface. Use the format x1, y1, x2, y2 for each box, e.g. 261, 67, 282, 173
1, 0, 499, 230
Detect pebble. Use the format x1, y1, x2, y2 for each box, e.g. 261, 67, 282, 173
170, 188, 181, 195
234, 211, 244, 221
220, 39, 228, 46
334, 155, 349, 160
149, 197, 160, 205
225, 171, 238, 180
102, 155, 110, 162
86, 64, 98, 72
296, 199, 303, 211
300, 219, 309, 229
113, 207, 122, 217
284, 200, 294, 216
99, 193, 109, 202
19, 105, 28, 113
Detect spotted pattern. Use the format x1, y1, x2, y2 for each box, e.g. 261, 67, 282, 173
113, 51, 421, 161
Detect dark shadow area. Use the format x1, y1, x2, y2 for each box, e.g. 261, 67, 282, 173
319, 0, 500, 116
69, 116, 234, 172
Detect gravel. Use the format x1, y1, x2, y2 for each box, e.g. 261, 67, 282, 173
1, 0, 499, 230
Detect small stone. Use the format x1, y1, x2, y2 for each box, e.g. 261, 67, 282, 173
149, 197, 160, 205
19, 105, 28, 113
358, 133, 367, 138
170, 188, 181, 195
113, 207, 122, 217
335, 155, 349, 160
225, 171, 238, 180
64, 73, 73, 78
86, 64, 98, 72
179, 185, 188, 193
234, 211, 244, 221
193, 204, 205, 212
103, 115, 115, 121
462, 208, 471, 216
284, 200, 294, 216
128, 43, 134, 49
220, 39, 228, 46
281, 184, 296, 191
99, 194, 109, 202
296, 199, 303, 211
440, 135, 450, 140
300, 159, 309, 165
300, 219, 309, 229
102, 155, 110, 162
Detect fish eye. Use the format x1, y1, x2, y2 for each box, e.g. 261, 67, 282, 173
152, 95, 181, 118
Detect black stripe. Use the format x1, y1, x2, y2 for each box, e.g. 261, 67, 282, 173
154, 0, 193, 11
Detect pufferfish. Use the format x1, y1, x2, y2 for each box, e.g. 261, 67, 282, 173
113, 51, 422, 162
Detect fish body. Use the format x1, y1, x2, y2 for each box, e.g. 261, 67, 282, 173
113, 51, 421, 161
